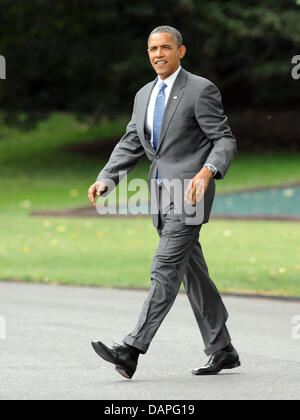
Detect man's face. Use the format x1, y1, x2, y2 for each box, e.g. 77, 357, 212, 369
147, 32, 186, 80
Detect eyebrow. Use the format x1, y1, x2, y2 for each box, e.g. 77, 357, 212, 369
149, 44, 173, 49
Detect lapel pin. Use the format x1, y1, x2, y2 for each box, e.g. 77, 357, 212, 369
173, 96, 178, 100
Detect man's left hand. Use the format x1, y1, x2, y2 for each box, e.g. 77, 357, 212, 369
184, 166, 214, 206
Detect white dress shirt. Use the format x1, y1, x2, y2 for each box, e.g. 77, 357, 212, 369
145, 65, 182, 148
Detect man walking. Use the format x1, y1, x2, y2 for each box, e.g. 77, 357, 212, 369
88, 26, 240, 379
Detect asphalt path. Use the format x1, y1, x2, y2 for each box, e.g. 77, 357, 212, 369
0, 282, 300, 400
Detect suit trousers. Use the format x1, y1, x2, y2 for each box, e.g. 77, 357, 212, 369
123, 182, 231, 355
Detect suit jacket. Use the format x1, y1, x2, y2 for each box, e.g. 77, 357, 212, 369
96, 67, 237, 227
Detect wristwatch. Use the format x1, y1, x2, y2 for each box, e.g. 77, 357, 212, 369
204, 164, 217, 176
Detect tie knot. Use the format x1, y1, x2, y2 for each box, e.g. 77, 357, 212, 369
159, 82, 167, 91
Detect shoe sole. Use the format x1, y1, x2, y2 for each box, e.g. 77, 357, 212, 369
115, 365, 134, 379
192, 360, 241, 376
91, 342, 134, 379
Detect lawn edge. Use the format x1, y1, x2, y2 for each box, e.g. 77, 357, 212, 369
1, 278, 299, 303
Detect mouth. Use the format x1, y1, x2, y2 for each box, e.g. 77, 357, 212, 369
155, 61, 167, 67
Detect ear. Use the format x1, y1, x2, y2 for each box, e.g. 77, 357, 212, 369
179, 45, 187, 59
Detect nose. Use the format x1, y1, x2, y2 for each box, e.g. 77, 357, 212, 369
155, 47, 164, 58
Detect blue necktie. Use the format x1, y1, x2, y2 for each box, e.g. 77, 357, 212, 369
153, 82, 167, 182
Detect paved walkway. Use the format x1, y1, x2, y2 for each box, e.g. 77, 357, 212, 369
0, 282, 300, 400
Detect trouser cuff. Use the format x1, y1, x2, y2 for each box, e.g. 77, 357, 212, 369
204, 339, 232, 356
123, 336, 148, 354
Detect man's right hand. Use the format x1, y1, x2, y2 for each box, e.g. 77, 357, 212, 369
88, 181, 108, 207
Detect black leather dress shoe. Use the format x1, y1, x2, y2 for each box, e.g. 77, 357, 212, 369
192, 348, 241, 376
91, 341, 138, 379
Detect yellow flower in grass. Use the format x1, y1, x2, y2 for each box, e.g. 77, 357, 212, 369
69, 189, 79, 198
56, 225, 67, 233
278, 267, 286, 274
22, 246, 31, 253
20, 200, 31, 209
69, 232, 80, 239
97, 231, 103, 238
43, 220, 52, 228
0, 247, 7, 255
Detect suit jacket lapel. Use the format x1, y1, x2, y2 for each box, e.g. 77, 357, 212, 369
136, 78, 157, 144
157, 67, 187, 153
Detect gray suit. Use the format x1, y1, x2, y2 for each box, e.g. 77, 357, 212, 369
96, 67, 237, 355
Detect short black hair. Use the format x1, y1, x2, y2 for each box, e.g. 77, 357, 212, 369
148, 26, 183, 47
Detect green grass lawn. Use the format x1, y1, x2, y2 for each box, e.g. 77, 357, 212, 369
0, 215, 299, 296
0, 113, 300, 296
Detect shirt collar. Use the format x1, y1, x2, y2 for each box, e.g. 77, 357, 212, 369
157, 65, 182, 88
